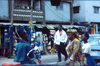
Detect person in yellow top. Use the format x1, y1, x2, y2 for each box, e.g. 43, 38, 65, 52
66, 30, 81, 65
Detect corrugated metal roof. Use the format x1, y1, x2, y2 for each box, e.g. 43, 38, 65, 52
45, 0, 71, 3
61, 0, 71, 2
36, 25, 43, 28
0, 22, 30, 26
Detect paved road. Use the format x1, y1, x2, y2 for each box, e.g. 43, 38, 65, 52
0, 56, 13, 65
0, 54, 66, 65
0, 54, 100, 66
41, 54, 66, 65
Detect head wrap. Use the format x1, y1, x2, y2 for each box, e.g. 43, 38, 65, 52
67, 29, 79, 38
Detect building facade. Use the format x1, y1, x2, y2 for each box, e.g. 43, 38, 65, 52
73, 1, 100, 33
45, 0, 71, 24
0, 0, 45, 25
73, 1, 100, 23
0, 0, 9, 20
0, 0, 72, 56
0, 0, 71, 25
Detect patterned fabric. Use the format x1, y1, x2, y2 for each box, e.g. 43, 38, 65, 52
66, 38, 81, 61
4, 26, 9, 47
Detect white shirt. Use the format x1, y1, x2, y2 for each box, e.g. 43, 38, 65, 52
82, 43, 91, 54
54, 30, 68, 45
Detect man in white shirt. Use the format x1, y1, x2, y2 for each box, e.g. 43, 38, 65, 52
54, 24, 68, 62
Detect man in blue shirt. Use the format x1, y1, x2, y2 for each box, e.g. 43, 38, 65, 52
14, 32, 35, 64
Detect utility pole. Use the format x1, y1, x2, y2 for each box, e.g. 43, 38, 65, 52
70, 0, 73, 25
9, 0, 14, 57
29, 0, 36, 25
42, 0, 46, 27
29, 0, 36, 45
11, 0, 14, 26
29, 0, 33, 24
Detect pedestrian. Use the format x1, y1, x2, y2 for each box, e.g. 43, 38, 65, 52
81, 32, 97, 66
66, 29, 81, 66
54, 24, 68, 62
49, 34, 54, 49
14, 32, 36, 64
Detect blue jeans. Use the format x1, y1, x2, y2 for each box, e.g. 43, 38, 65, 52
86, 55, 97, 66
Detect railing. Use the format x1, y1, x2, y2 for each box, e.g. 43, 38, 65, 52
13, 9, 44, 22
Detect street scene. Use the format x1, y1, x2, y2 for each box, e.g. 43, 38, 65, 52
0, 0, 100, 66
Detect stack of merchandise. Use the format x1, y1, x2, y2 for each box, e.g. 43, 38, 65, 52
4, 26, 9, 47
29, 25, 43, 64
13, 27, 18, 56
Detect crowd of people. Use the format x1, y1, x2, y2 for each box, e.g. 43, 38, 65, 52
54, 24, 97, 66
14, 24, 97, 66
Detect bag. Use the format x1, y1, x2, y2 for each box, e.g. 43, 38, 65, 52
50, 48, 55, 54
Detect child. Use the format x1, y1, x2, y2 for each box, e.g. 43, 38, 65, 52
82, 32, 97, 66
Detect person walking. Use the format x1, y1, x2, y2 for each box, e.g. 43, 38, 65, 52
66, 30, 81, 66
81, 32, 97, 66
54, 24, 68, 62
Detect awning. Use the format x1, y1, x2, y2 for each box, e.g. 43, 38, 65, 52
36, 24, 43, 28
0, 22, 30, 26
62, 25, 85, 29
46, 25, 58, 29
46, 25, 54, 29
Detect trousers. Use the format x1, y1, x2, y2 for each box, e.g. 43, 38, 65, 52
55, 42, 67, 61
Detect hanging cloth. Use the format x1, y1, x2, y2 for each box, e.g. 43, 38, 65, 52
28, 24, 36, 46
9, 26, 14, 53
0, 28, 1, 48
4, 25, 9, 47
19, 26, 23, 33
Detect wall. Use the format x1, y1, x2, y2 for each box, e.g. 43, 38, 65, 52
73, 1, 100, 23
0, 0, 9, 19
73, 1, 86, 23
85, 1, 100, 23
45, 1, 70, 22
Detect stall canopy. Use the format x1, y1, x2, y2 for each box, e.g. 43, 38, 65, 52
62, 25, 85, 29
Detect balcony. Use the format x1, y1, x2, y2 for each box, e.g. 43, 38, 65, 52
13, 0, 44, 22
13, 9, 44, 22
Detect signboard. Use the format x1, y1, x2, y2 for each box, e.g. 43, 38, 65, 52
36, 32, 43, 51
50, 30, 55, 34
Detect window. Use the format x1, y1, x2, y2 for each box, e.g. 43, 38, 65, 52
56, 3, 63, 10
14, 0, 30, 9
14, 0, 43, 10
33, 0, 41, 10
94, 6, 99, 14
73, 6, 80, 13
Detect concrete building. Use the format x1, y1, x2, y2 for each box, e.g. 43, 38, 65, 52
45, 0, 71, 24
73, 1, 100, 23
0, 0, 71, 26
0, 0, 9, 21
73, 0, 100, 33
0, 0, 72, 56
